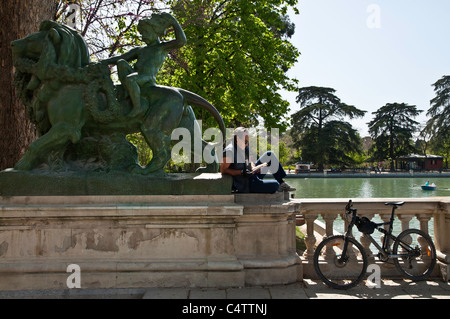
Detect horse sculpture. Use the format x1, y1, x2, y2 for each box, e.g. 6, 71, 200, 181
11, 19, 225, 175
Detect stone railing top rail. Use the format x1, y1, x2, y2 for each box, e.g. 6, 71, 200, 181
293, 197, 449, 216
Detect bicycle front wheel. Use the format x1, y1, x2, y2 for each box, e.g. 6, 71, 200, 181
313, 235, 368, 290
393, 229, 436, 281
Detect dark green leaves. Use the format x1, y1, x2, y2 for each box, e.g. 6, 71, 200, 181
291, 86, 365, 169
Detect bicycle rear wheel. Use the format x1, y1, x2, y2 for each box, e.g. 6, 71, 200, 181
313, 235, 368, 290
393, 229, 436, 281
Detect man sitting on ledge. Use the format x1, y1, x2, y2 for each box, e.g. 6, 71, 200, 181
220, 127, 296, 194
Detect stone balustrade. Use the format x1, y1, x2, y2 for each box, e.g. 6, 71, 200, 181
294, 198, 450, 281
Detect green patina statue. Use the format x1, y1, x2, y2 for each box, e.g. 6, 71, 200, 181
11, 13, 225, 175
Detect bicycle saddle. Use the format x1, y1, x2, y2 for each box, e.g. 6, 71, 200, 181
385, 201, 405, 206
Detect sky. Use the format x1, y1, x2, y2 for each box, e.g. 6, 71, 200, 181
283, 0, 450, 137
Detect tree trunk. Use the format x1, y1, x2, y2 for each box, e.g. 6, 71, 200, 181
0, 0, 57, 170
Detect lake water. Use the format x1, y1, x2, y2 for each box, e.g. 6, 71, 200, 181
286, 176, 449, 239
286, 176, 450, 199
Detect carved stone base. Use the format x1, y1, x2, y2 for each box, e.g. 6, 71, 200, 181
0, 194, 302, 290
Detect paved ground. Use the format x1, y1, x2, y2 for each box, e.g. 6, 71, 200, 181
143, 278, 450, 299
0, 279, 448, 299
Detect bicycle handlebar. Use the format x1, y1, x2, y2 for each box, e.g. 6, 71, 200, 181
345, 200, 358, 221
345, 200, 352, 210
345, 200, 354, 212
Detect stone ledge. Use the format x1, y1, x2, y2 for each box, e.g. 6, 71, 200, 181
0, 194, 236, 205
234, 191, 289, 203
0, 169, 232, 196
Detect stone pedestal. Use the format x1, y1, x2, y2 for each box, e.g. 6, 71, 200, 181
0, 192, 302, 290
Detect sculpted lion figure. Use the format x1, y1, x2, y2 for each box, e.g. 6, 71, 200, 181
11, 18, 225, 175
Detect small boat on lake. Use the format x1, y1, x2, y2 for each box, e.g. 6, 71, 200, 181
421, 183, 437, 191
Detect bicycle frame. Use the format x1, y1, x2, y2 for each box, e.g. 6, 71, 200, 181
342, 201, 414, 262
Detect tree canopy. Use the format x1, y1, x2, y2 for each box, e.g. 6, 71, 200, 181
290, 86, 366, 170
161, 0, 300, 130
368, 102, 422, 170
426, 75, 450, 141
419, 75, 450, 166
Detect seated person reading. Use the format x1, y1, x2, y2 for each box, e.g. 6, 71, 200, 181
220, 127, 296, 194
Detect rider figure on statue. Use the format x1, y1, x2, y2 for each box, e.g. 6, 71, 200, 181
102, 12, 187, 117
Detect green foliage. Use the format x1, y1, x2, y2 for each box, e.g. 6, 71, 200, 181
430, 137, 450, 168
126, 133, 152, 166
290, 86, 366, 170
277, 140, 291, 165
368, 103, 422, 170
292, 87, 366, 130
296, 122, 363, 169
159, 0, 300, 130
423, 75, 450, 166
279, 130, 298, 165
426, 75, 450, 140
295, 227, 306, 252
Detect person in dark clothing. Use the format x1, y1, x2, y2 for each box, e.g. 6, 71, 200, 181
220, 127, 296, 194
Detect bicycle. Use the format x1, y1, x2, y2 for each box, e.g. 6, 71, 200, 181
313, 200, 436, 290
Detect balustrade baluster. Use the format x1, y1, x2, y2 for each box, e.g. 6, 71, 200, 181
323, 213, 337, 260
399, 214, 413, 232
417, 214, 431, 234
417, 214, 432, 260
323, 213, 337, 237
398, 214, 414, 246
360, 213, 375, 261
303, 214, 318, 260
